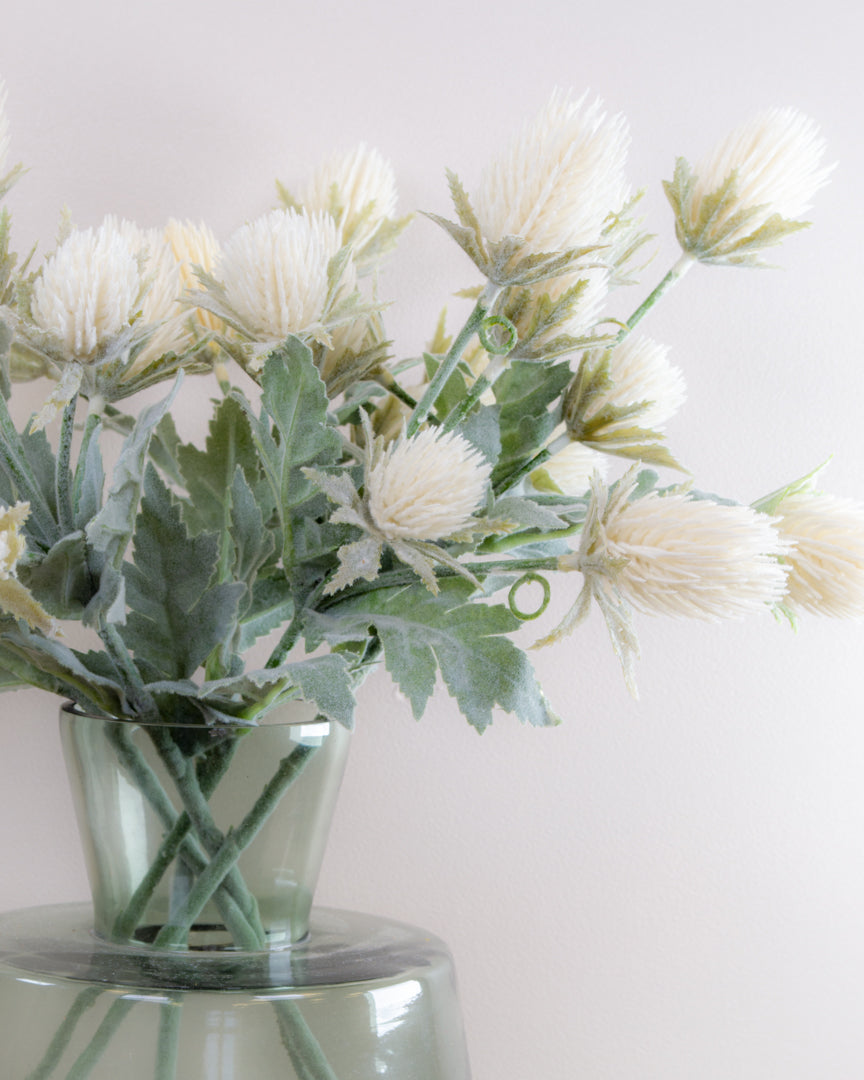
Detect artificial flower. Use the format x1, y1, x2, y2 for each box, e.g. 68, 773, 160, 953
665, 107, 832, 266
0, 502, 55, 633
771, 491, 864, 618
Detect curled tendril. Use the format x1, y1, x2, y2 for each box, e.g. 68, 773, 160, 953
508, 572, 552, 621
479, 314, 518, 356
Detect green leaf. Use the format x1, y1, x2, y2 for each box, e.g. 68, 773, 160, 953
84, 377, 182, 625
20, 531, 94, 618
177, 396, 264, 535
237, 575, 295, 653
235, 342, 341, 572
492, 360, 571, 485
307, 580, 559, 731
72, 415, 105, 530
120, 466, 245, 680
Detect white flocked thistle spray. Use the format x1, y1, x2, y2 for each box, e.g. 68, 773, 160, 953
0, 75, 863, 1080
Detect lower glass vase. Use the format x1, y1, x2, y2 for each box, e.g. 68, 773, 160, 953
0, 703, 472, 1078
0, 904, 471, 1079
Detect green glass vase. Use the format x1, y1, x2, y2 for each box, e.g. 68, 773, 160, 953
0, 703, 472, 1079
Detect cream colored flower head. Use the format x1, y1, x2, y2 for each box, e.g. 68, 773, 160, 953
772, 491, 864, 618
30, 218, 145, 360
368, 427, 491, 542
164, 218, 222, 331
217, 208, 350, 344
667, 108, 832, 265
306, 426, 492, 597
0, 502, 55, 633
300, 144, 398, 251
588, 335, 686, 430
531, 441, 607, 496
0, 501, 29, 579
595, 488, 790, 620
473, 89, 630, 257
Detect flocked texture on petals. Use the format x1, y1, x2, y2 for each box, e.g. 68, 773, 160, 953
30, 219, 143, 360
164, 218, 222, 331
588, 335, 686, 429
603, 491, 789, 619
773, 491, 864, 617
690, 108, 832, 243
367, 428, 492, 541
217, 208, 348, 342
300, 144, 398, 249
473, 89, 630, 257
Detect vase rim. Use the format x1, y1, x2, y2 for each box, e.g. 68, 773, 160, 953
59, 699, 335, 730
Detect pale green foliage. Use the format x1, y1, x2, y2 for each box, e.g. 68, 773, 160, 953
0, 92, 838, 725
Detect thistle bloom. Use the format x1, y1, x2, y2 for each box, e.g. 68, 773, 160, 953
30, 219, 144, 360
473, 90, 630, 257
531, 441, 607, 496
588, 335, 686, 430
217, 208, 351, 345
307, 426, 492, 596
300, 144, 398, 251
772, 491, 864, 617
667, 108, 832, 265
164, 218, 222, 332
0, 502, 54, 633
367, 427, 491, 541
594, 490, 789, 620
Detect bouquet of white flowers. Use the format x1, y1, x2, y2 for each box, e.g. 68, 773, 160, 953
0, 81, 861, 1080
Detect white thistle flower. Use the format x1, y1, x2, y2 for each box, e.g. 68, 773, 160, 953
531, 441, 607, 496
30, 219, 144, 359
599, 490, 789, 620
300, 144, 398, 251
368, 427, 492, 541
772, 491, 864, 617
587, 335, 686, 430
668, 108, 832, 265
474, 90, 630, 257
218, 208, 350, 344
306, 426, 492, 596
0, 502, 55, 633
164, 218, 222, 332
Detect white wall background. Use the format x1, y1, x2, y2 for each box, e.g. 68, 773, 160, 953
1, 1, 863, 1078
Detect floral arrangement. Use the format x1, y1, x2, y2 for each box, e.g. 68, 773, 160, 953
0, 83, 859, 734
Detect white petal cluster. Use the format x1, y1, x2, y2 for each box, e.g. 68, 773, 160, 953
300, 144, 398, 249
590, 335, 686, 429
772, 491, 864, 617
601, 491, 789, 619
690, 108, 832, 241
164, 218, 222, 331
368, 428, 491, 541
218, 208, 348, 342
30, 219, 144, 359
474, 90, 630, 256
535, 441, 607, 496
0, 501, 28, 579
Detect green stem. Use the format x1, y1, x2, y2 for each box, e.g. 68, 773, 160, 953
63, 997, 135, 1080
406, 284, 499, 436
54, 394, 77, 535
148, 727, 268, 947
152, 743, 317, 948
107, 724, 261, 947
440, 353, 507, 434
478, 525, 581, 554
272, 1001, 341, 1080
111, 740, 240, 941
23, 987, 104, 1080
616, 253, 694, 342
154, 996, 182, 1080
70, 412, 102, 526
492, 447, 552, 497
